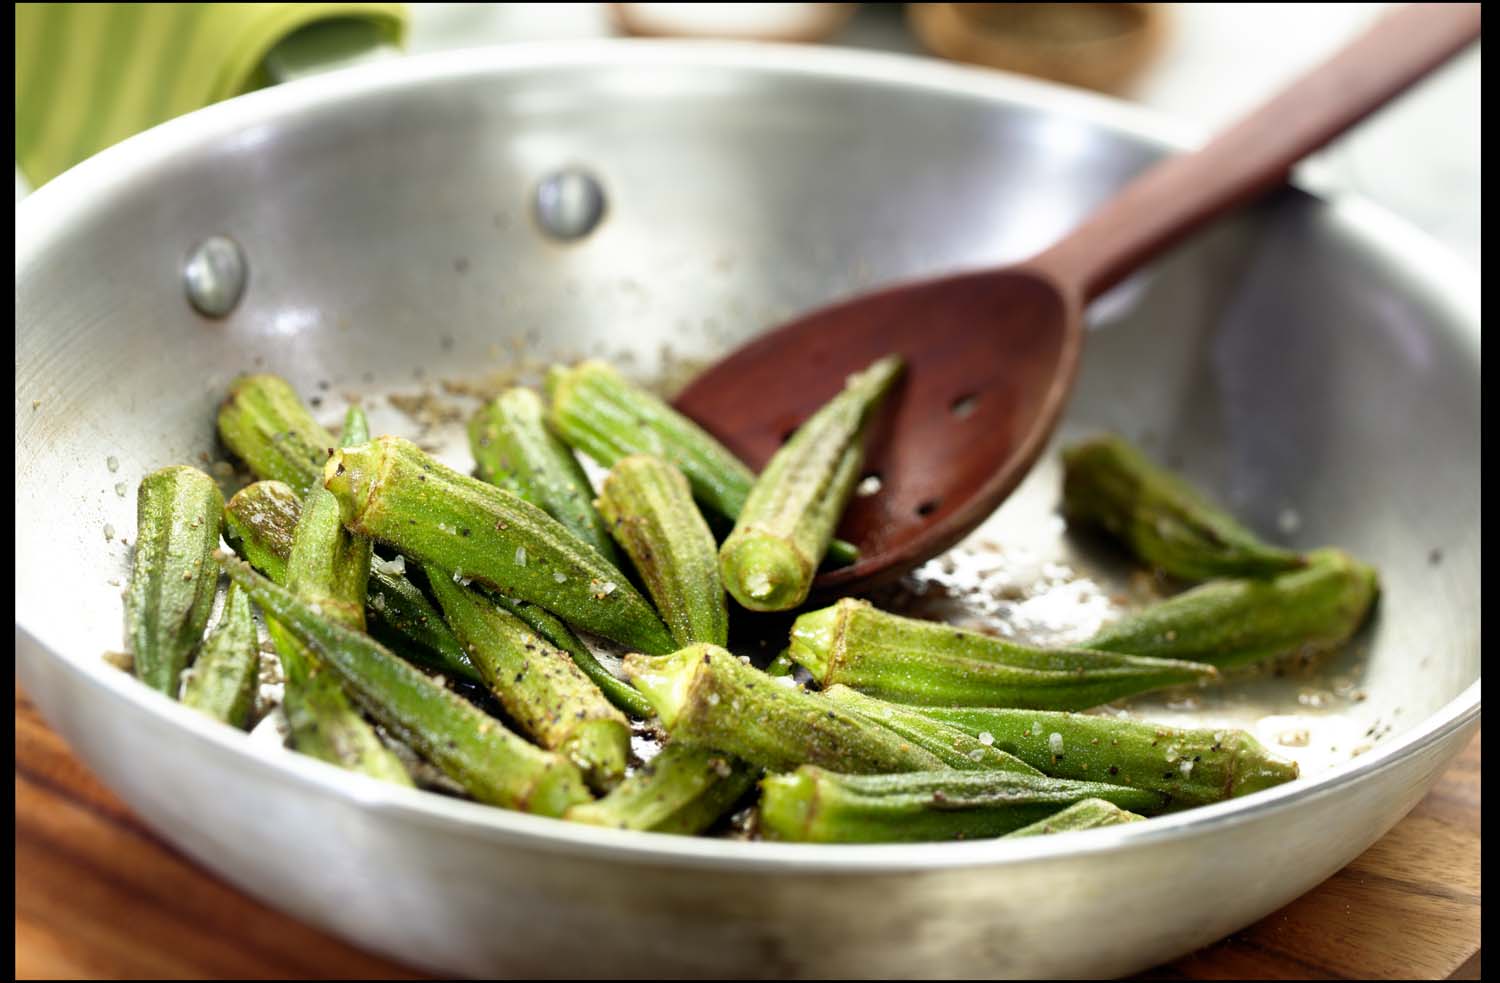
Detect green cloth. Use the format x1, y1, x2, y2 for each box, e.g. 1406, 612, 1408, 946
15, 3, 407, 187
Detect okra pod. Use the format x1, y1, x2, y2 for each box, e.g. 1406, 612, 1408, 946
822, 685, 1042, 774
220, 554, 591, 815
180, 583, 259, 727
271, 405, 412, 785
789, 599, 1218, 711
719, 355, 903, 612
223, 481, 480, 683
323, 435, 674, 655
491, 593, 654, 718
913, 706, 1300, 808
223, 480, 301, 585
216, 374, 336, 496
469, 387, 623, 567
1003, 798, 1145, 838
566, 743, 758, 835
597, 455, 728, 648
623, 644, 945, 774
545, 360, 859, 566
1061, 435, 1304, 581
426, 566, 630, 791
126, 466, 225, 696
758, 767, 1166, 844
1087, 548, 1379, 672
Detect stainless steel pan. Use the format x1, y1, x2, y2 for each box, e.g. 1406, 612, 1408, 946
14, 42, 1480, 979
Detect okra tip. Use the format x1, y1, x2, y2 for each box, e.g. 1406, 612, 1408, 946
564, 718, 632, 794
720, 534, 812, 613
622, 645, 714, 728
757, 769, 821, 842
526, 761, 597, 818
1224, 732, 1301, 797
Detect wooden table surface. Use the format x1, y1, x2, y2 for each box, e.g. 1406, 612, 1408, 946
15, 685, 1481, 980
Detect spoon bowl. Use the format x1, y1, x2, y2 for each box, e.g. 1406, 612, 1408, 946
675, 267, 1077, 594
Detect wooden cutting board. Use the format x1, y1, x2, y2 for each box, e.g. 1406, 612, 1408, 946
14, 684, 1480, 980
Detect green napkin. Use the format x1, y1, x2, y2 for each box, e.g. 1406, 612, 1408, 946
15, 2, 407, 187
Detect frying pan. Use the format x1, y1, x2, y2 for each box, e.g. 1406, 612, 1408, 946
14, 42, 1480, 978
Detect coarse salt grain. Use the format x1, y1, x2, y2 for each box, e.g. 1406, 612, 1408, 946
978, 731, 994, 745
1048, 733, 1064, 755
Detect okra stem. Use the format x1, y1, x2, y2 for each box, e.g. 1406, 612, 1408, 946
566, 743, 758, 834
126, 466, 224, 696
758, 767, 1166, 843
220, 554, 591, 815
822, 685, 1042, 774
224, 480, 481, 684
1061, 435, 1304, 582
719, 356, 902, 612
324, 436, 675, 655
1002, 798, 1145, 838
180, 583, 259, 728
912, 706, 1300, 808
623, 644, 945, 774
545, 360, 859, 566
216, 374, 336, 496
272, 405, 412, 785
426, 565, 630, 792
469, 388, 623, 567
1087, 548, 1379, 672
597, 455, 728, 648
789, 599, 1218, 711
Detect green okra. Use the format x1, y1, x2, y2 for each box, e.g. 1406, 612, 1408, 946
126, 466, 225, 696
223, 480, 301, 585
597, 454, 728, 648
1086, 548, 1379, 672
271, 405, 412, 786
323, 435, 675, 655
789, 599, 1218, 711
765, 649, 797, 678
1003, 798, 1145, 838
220, 554, 591, 815
469, 387, 623, 567
223, 480, 480, 683
913, 706, 1300, 808
545, 360, 859, 566
426, 566, 630, 792
822, 685, 1042, 774
216, 373, 336, 496
623, 644, 945, 774
1061, 435, 1304, 582
719, 355, 903, 612
180, 583, 259, 727
758, 767, 1167, 844
490, 593, 654, 718
566, 743, 758, 835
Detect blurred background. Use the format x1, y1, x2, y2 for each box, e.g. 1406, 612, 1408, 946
16, 3, 1480, 266
12, 8, 1482, 978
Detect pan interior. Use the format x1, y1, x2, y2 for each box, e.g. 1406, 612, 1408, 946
16, 52, 1480, 806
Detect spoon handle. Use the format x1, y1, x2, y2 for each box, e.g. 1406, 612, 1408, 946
1032, 2, 1480, 301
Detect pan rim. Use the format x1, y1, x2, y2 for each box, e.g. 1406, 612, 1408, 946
15, 39, 1482, 871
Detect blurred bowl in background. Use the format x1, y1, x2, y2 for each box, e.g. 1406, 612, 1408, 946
612, 3, 858, 43
909, 2, 1168, 93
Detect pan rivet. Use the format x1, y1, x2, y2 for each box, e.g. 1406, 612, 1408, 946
183, 236, 248, 318
533, 168, 606, 241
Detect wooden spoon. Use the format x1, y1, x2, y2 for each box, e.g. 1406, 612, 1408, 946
674, 2, 1480, 596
